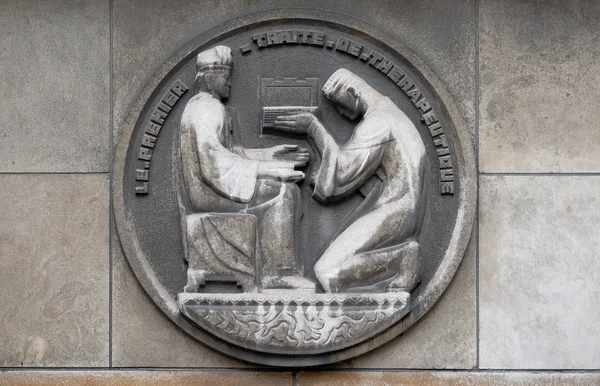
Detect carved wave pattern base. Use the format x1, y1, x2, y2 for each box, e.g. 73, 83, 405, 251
178, 292, 410, 354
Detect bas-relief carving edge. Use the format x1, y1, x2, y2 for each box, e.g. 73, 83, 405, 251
112, 9, 476, 366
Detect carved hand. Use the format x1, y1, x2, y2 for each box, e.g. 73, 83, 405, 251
269, 144, 310, 167
242, 145, 310, 167
273, 112, 318, 134
258, 161, 305, 183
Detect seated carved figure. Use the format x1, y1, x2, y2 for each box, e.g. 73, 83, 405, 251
272, 69, 427, 293
177, 45, 312, 292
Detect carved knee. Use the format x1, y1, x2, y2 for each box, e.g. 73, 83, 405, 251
314, 258, 335, 292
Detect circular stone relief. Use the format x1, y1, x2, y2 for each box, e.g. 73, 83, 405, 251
113, 9, 475, 367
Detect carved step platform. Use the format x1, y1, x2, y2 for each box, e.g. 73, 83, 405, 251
178, 292, 410, 354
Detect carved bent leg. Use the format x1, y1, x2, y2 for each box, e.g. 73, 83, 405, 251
314, 199, 420, 293
244, 180, 315, 291
327, 240, 421, 292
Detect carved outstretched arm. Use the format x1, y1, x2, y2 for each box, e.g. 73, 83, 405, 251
270, 112, 388, 198
237, 148, 273, 160
309, 120, 388, 202
180, 97, 261, 203
234, 145, 309, 168
196, 138, 261, 203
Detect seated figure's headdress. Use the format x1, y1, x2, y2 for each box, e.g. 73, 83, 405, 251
196, 45, 233, 72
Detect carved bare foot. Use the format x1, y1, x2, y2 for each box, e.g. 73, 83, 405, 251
386, 241, 421, 292
262, 275, 316, 293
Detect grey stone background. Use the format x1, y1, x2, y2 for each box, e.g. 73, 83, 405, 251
0, 0, 598, 384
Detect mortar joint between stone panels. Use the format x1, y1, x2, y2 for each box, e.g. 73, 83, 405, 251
1, 367, 600, 373
475, 0, 481, 172
474, 0, 481, 371
479, 172, 600, 176
0, 171, 110, 175
278, 368, 600, 373
108, 0, 114, 369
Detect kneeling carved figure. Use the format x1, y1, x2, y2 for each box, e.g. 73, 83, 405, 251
272, 68, 427, 293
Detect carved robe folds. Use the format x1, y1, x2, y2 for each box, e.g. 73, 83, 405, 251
312, 95, 427, 293
178, 93, 301, 292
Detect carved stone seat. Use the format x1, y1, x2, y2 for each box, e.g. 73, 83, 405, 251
184, 213, 257, 293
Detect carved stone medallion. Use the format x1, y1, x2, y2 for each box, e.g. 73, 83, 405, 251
113, 10, 476, 367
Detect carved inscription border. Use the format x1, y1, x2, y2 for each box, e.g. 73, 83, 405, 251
133, 32, 457, 195
245, 30, 455, 195
135, 80, 188, 194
